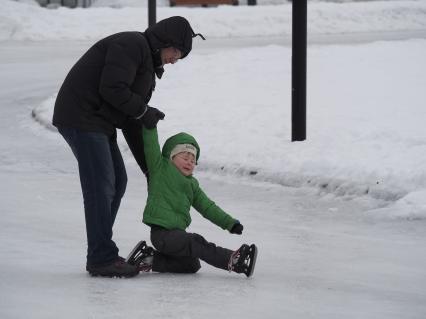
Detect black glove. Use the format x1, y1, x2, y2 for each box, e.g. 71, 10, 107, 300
230, 221, 244, 235
140, 106, 165, 129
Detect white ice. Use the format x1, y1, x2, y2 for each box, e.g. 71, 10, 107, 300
1, 1, 426, 318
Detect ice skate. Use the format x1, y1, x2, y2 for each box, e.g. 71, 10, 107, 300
228, 244, 258, 278
126, 240, 155, 272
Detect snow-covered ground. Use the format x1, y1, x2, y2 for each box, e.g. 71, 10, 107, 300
2, 0, 426, 41
1, 1, 426, 318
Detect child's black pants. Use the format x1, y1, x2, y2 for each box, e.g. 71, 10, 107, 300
150, 226, 233, 274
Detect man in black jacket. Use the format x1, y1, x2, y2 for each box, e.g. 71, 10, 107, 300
52, 16, 205, 277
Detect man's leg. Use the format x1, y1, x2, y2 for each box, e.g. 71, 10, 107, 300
109, 135, 127, 226
58, 127, 119, 266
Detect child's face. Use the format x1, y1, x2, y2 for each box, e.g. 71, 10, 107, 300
172, 152, 196, 176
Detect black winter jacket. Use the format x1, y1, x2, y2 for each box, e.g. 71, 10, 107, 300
52, 16, 195, 137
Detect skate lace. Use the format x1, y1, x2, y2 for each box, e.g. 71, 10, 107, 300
228, 249, 240, 272
138, 254, 154, 272
138, 261, 153, 272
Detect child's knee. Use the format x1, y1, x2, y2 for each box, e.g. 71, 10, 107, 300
187, 259, 201, 273
190, 233, 208, 246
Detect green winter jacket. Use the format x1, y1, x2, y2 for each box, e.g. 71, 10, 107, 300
142, 127, 236, 231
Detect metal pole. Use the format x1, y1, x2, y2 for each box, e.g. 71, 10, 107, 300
291, 0, 307, 141
148, 0, 157, 27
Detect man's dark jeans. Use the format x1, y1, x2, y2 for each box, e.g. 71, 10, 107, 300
58, 127, 127, 266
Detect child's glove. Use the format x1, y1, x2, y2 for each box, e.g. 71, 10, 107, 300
230, 221, 244, 235
136, 105, 165, 129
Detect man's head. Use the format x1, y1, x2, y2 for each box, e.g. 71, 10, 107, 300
145, 16, 203, 77
145, 16, 196, 59
145, 16, 205, 70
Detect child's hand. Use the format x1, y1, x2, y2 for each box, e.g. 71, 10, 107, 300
230, 221, 244, 235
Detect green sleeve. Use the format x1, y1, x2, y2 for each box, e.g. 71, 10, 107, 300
142, 126, 162, 173
192, 180, 236, 231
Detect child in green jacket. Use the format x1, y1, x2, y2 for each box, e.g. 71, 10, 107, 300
127, 126, 257, 277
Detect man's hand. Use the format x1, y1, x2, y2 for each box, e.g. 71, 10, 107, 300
138, 106, 165, 129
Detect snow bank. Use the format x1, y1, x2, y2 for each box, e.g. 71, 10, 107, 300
366, 189, 426, 220
7, 0, 426, 219
1, 0, 426, 41
31, 38, 426, 219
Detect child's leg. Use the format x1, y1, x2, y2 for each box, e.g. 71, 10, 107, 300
152, 251, 201, 273
150, 227, 233, 272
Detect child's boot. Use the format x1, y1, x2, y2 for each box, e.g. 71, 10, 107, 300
228, 244, 258, 277
126, 240, 155, 272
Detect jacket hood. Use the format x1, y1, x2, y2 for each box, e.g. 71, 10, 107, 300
144, 16, 196, 59
162, 132, 200, 163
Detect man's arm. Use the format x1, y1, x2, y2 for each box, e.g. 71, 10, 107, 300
99, 34, 146, 118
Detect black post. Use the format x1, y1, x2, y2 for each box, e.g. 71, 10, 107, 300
291, 0, 307, 141
148, 0, 156, 27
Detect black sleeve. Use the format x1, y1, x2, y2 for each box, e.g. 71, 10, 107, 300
99, 35, 146, 118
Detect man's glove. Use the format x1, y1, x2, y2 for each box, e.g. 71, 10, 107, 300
137, 106, 165, 129
230, 221, 244, 235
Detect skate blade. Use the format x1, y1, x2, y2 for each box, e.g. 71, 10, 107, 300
126, 240, 146, 263
246, 244, 258, 278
